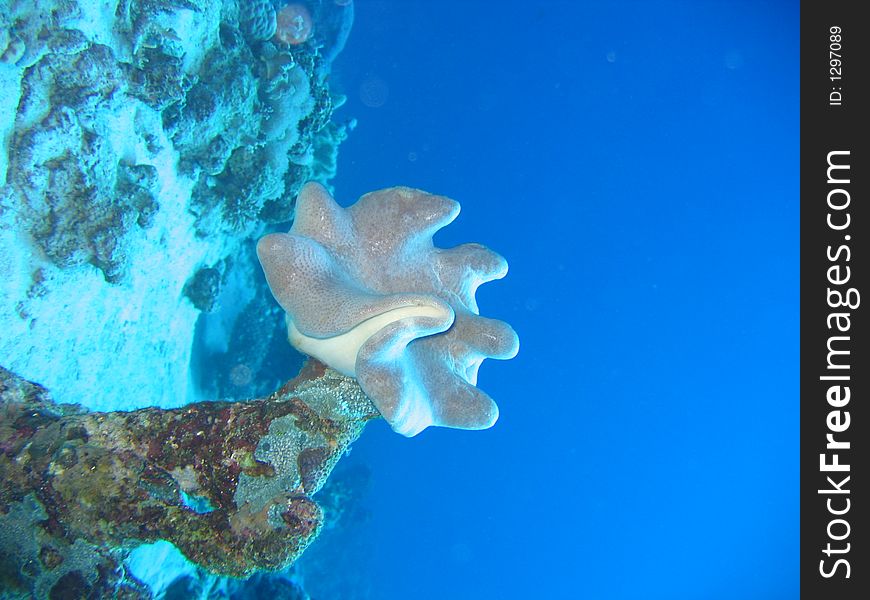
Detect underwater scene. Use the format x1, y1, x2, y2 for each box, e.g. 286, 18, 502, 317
0, 0, 797, 598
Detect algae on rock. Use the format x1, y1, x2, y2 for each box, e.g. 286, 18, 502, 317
0, 360, 378, 597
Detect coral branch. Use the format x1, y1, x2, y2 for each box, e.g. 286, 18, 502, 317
0, 361, 378, 597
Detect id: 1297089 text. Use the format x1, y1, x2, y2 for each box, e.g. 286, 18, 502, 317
829, 26, 843, 106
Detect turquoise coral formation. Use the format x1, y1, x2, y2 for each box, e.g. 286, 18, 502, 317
0, 0, 353, 412
240, 0, 278, 42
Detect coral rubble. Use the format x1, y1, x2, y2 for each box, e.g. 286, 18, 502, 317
0, 360, 378, 597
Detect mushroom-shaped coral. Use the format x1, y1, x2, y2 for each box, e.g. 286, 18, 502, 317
257, 183, 519, 436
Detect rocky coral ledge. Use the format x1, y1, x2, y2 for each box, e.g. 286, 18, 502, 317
0, 360, 378, 598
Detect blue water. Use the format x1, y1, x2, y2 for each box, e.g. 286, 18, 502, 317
329, 1, 799, 598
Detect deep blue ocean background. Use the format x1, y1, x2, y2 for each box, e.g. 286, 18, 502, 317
319, 1, 799, 598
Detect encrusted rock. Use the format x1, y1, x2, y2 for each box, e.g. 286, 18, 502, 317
0, 360, 379, 595
184, 266, 223, 311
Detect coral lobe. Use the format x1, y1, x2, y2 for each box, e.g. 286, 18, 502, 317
258, 183, 519, 436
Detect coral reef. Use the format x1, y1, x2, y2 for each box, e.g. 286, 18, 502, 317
0, 0, 354, 413
0, 2, 364, 593
240, 0, 278, 44
0, 360, 379, 597
257, 183, 520, 436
